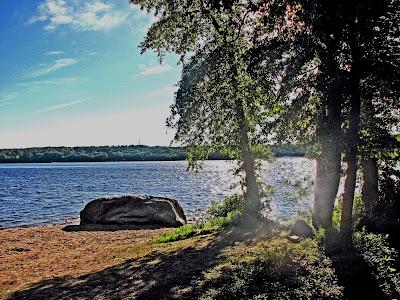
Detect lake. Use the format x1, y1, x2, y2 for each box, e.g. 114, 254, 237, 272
0, 158, 315, 228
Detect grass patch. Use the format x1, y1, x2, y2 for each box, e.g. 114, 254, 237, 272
155, 211, 241, 244
156, 194, 244, 244
155, 224, 197, 243
155, 218, 400, 298
204, 211, 241, 229
201, 236, 344, 299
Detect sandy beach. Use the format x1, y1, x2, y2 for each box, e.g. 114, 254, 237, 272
0, 225, 167, 299
0, 222, 265, 300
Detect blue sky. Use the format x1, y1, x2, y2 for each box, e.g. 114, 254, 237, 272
0, 0, 180, 148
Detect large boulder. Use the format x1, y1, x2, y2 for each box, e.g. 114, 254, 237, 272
80, 195, 187, 228
290, 219, 314, 238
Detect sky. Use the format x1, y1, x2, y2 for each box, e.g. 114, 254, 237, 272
0, 0, 181, 148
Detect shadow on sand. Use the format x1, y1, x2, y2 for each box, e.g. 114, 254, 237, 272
8, 224, 397, 299
8, 226, 270, 300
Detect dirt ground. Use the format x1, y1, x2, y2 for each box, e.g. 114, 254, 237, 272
0, 225, 167, 299
0, 224, 265, 300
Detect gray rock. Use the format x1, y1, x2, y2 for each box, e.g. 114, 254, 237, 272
290, 219, 314, 238
80, 195, 187, 228
288, 235, 301, 243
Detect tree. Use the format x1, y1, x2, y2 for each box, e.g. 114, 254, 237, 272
356, 0, 400, 230
246, 1, 347, 234
131, 0, 400, 242
130, 0, 273, 220
246, 0, 399, 245
338, 0, 400, 244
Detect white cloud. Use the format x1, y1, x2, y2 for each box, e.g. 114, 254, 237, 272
30, 58, 77, 78
17, 77, 84, 87
0, 93, 18, 102
0, 93, 18, 107
86, 1, 111, 12
35, 98, 88, 113
29, 0, 128, 31
45, 50, 64, 56
136, 64, 174, 77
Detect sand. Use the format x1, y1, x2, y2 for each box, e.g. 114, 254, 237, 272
0, 225, 165, 299
0, 222, 267, 299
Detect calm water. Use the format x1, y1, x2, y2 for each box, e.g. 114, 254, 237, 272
0, 158, 315, 228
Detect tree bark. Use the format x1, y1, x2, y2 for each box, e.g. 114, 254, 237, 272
313, 152, 341, 231
235, 97, 261, 219
361, 157, 379, 215
340, 44, 362, 246
312, 57, 343, 233
231, 61, 260, 220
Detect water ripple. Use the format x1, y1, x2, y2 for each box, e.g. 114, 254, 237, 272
0, 158, 314, 228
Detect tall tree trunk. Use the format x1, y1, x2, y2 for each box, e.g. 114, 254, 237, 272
313, 151, 341, 230
313, 57, 343, 233
235, 97, 261, 219
340, 45, 362, 246
231, 61, 260, 220
362, 157, 379, 215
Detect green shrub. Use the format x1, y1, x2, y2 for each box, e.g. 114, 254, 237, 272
332, 201, 342, 231
204, 211, 242, 229
331, 195, 365, 230
353, 194, 366, 217
156, 195, 245, 244
202, 238, 343, 299
354, 230, 400, 298
155, 212, 241, 244
207, 194, 244, 218
314, 227, 326, 245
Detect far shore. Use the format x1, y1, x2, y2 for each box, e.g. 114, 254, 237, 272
0, 154, 306, 165
0, 144, 305, 164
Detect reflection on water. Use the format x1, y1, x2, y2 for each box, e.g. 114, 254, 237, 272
0, 158, 315, 228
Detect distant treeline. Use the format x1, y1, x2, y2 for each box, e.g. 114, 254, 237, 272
0, 145, 304, 164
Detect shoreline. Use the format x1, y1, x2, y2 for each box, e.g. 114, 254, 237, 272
0, 218, 80, 230
1, 214, 201, 231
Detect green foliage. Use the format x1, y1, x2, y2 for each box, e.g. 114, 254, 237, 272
0, 145, 188, 163
353, 194, 366, 217
205, 211, 242, 228
130, 0, 400, 237
331, 195, 365, 230
131, 0, 278, 218
332, 201, 342, 231
155, 224, 197, 243
207, 194, 244, 219
155, 210, 241, 244
373, 167, 400, 227
354, 230, 400, 298
202, 237, 343, 299
314, 227, 326, 245
0, 144, 302, 164
250, 144, 273, 160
